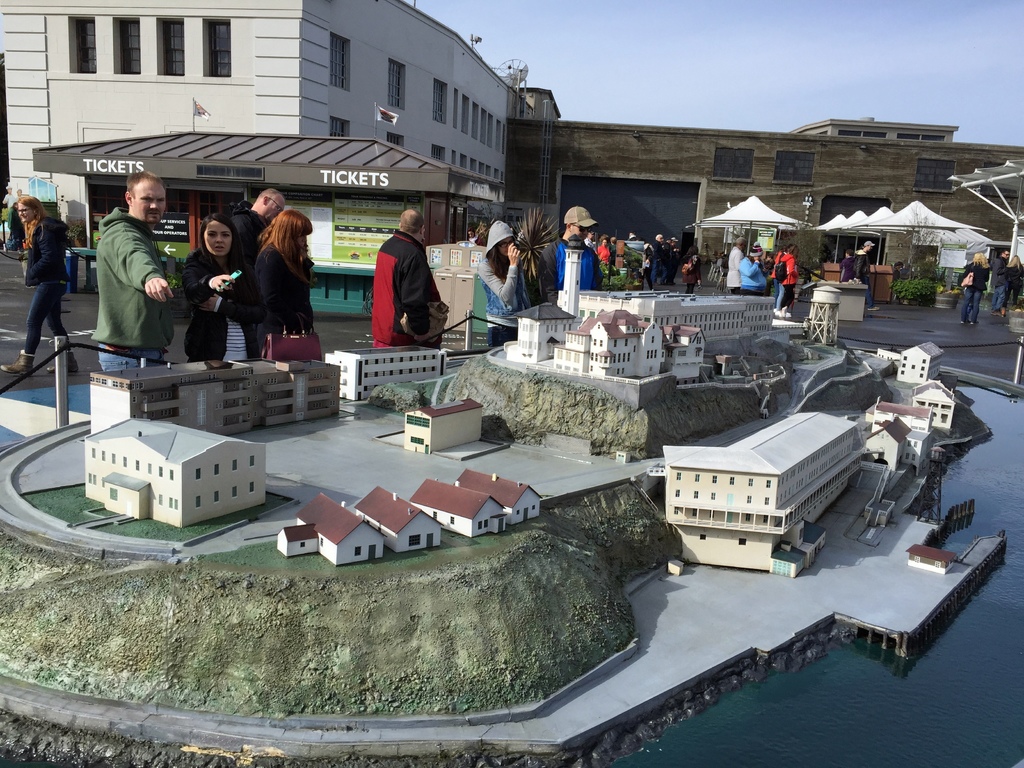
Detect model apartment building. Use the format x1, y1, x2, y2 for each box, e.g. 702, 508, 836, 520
90, 359, 340, 435
85, 419, 266, 527
325, 346, 447, 401
664, 412, 863, 573
553, 309, 663, 379
897, 343, 944, 384
577, 292, 776, 345
403, 399, 482, 454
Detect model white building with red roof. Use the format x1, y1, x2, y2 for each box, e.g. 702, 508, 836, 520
411, 478, 506, 537
454, 469, 540, 524
277, 493, 385, 565
403, 399, 483, 454
353, 486, 442, 552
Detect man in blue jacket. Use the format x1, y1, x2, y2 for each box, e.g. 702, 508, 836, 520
538, 205, 602, 305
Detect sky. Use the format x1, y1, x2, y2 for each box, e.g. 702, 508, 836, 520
0, 1, 1020, 147
421, 0, 1024, 147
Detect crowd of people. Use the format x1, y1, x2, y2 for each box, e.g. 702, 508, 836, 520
8, 179, 1018, 377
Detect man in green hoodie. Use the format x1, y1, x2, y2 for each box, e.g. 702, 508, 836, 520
94, 171, 175, 371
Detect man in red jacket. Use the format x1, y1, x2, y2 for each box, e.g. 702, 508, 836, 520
371, 209, 441, 348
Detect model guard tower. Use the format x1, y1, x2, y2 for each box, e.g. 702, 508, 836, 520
805, 285, 841, 346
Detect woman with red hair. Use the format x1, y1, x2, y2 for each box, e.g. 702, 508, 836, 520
255, 208, 314, 344
2, 196, 77, 375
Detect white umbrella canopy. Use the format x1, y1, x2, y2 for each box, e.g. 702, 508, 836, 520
865, 200, 984, 232
842, 210, 872, 229
696, 195, 801, 229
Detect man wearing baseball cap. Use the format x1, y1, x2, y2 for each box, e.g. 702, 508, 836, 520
539, 205, 602, 305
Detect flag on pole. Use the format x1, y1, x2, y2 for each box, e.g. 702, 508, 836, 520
193, 99, 211, 120
375, 103, 399, 125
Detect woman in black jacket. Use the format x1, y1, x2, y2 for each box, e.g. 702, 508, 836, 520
183, 213, 265, 362
1, 196, 76, 375
255, 209, 314, 342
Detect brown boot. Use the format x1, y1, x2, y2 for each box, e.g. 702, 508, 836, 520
47, 338, 79, 373
1, 351, 35, 375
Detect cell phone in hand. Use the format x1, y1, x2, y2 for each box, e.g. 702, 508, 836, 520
229, 270, 243, 280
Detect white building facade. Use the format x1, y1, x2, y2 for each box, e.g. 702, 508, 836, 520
2, 0, 510, 218
326, 346, 447, 401
664, 412, 863, 572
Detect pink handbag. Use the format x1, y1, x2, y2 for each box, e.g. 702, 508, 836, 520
262, 318, 322, 362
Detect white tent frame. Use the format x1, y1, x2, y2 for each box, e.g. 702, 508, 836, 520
949, 159, 1024, 262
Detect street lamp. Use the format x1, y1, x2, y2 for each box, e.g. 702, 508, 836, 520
802, 193, 814, 220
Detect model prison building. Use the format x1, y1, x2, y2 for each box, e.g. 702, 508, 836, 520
664, 412, 863, 574
325, 346, 447, 401
89, 359, 340, 435
85, 420, 266, 527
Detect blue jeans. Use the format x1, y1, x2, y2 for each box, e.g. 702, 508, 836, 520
860, 276, 875, 308
24, 281, 69, 355
961, 286, 984, 323
991, 284, 1008, 312
487, 323, 518, 347
98, 346, 165, 371
774, 279, 784, 309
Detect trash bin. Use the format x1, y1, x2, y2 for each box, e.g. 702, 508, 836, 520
872, 265, 894, 304
64, 250, 79, 294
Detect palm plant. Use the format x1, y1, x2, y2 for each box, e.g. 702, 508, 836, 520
514, 208, 557, 287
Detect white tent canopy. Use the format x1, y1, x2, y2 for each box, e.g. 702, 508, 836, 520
857, 206, 896, 229
950, 159, 1024, 260
816, 213, 849, 232
865, 200, 984, 233
696, 195, 801, 229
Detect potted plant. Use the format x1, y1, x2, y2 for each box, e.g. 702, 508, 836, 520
934, 284, 962, 309
164, 270, 190, 319
890, 278, 938, 307
66, 218, 88, 248
1009, 298, 1024, 335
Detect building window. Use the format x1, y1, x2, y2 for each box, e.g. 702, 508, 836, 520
410, 436, 425, 445
766, 480, 772, 488
487, 114, 494, 147
72, 18, 97, 74
694, 473, 700, 482
214, 463, 220, 475
354, 546, 362, 556
330, 34, 349, 89
409, 534, 422, 546
914, 158, 956, 191
746, 495, 752, 504
406, 414, 430, 428
713, 148, 754, 181
773, 151, 815, 183
232, 486, 237, 498
160, 19, 185, 76
710, 492, 717, 501
118, 19, 141, 75
329, 117, 349, 137
738, 538, 747, 546
386, 132, 404, 147
432, 79, 447, 123
249, 481, 254, 492
711, 475, 718, 484
232, 459, 237, 471
699, 533, 707, 541
214, 490, 220, 502
249, 455, 255, 466
693, 490, 699, 499
206, 21, 231, 78
748, 478, 754, 487
110, 488, 118, 501
195, 495, 202, 507
729, 477, 735, 486
430, 144, 445, 162
471, 103, 480, 139
387, 59, 404, 108
461, 94, 470, 134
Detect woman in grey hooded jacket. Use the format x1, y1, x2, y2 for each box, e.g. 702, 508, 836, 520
477, 221, 530, 346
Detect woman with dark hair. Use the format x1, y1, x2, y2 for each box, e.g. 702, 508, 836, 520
477, 220, 530, 346
182, 212, 265, 362
255, 208, 315, 342
680, 245, 701, 294
1, 196, 76, 375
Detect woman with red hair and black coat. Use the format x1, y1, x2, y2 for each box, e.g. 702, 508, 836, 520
255, 209, 315, 345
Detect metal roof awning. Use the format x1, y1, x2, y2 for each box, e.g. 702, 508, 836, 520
32, 132, 503, 202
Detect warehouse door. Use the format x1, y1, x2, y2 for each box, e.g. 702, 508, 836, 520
560, 176, 700, 248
